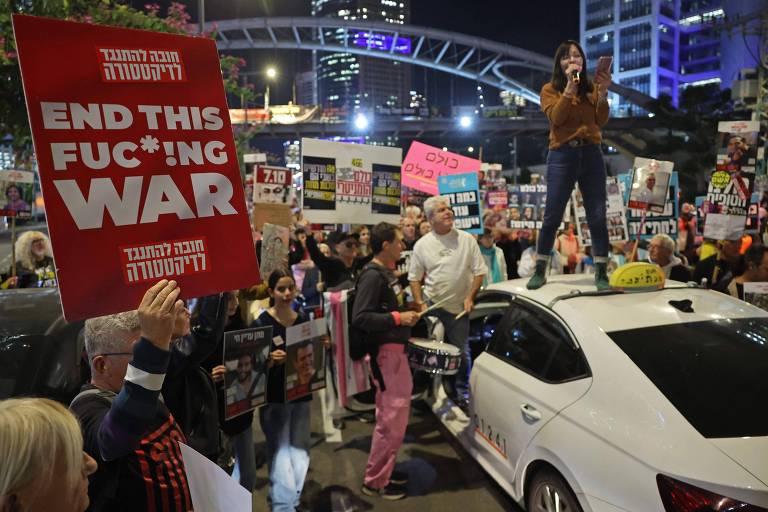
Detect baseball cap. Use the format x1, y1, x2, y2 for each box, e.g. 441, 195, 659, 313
327, 230, 360, 246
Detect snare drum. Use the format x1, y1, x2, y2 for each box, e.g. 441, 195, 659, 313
406, 338, 461, 375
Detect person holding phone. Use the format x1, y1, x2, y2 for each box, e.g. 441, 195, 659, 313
527, 40, 613, 290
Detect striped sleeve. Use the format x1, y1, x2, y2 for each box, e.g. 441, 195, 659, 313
97, 337, 171, 461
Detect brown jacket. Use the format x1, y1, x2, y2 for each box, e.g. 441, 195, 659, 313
540, 82, 610, 149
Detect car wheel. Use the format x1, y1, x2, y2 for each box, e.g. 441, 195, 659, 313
526, 468, 583, 512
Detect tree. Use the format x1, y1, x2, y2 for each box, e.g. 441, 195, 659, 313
0, 0, 257, 169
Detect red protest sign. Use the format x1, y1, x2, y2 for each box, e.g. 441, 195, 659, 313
401, 141, 481, 196
13, 15, 259, 321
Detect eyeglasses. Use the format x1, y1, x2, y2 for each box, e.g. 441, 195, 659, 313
344, 241, 359, 248
91, 352, 132, 360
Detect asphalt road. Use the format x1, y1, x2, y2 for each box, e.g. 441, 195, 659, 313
250, 399, 523, 512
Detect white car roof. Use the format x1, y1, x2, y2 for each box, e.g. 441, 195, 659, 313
485, 274, 768, 332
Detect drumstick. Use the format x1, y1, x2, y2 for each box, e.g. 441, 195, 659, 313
454, 310, 467, 320
418, 294, 455, 317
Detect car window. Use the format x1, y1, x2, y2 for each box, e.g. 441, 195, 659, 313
468, 294, 512, 357
488, 302, 589, 383
608, 317, 768, 438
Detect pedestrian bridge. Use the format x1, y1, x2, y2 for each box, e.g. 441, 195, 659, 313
206, 17, 645, 107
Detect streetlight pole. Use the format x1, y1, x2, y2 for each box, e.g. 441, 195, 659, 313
197, 0, 204, 35
265, 67, 277, 123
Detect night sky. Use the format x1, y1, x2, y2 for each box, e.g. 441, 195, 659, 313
139, 0, 579, 107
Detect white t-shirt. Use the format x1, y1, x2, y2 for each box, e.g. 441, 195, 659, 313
408, 228, 488, 314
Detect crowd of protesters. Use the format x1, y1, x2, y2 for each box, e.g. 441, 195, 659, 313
3, 191, 768, 511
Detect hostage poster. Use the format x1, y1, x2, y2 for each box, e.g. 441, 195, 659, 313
285, 317, 327, 401
223, 326, 271, 420
13, 15, 259, 320
301, 138, 402, 224
716, 120, 762, 173
573, 177, 628, 247
508, 184, 547, 229
626, 158, 673, 213
618, 171, 679, 240
702, 165, 755, 240
0, 170, 35, 218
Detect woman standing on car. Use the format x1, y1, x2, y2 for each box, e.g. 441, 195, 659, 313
527, 40, 612, 291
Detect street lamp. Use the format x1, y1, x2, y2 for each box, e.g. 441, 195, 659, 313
459, 115, 472, 129
354, 113, 369, 130
265, 67, 277, 119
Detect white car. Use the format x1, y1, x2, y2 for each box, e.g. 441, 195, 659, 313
429, 274, 768, 512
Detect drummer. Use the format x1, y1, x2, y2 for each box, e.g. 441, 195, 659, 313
352, 222, 420, 500
408, 196, 487, 411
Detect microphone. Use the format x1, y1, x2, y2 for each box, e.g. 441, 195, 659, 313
570, 70, 580, 83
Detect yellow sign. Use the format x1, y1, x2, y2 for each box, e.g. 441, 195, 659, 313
609, 262, 665, 291
710, 170, 730, 188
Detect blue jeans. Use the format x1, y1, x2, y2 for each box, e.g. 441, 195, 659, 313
429, 308, 471, 400
259, 401, 311, 512
537, 144, 609, 258
230, 425, 256, 491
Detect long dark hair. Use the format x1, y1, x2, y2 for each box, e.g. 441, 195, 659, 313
551, 40, 593, 98
267, 268, 295, 307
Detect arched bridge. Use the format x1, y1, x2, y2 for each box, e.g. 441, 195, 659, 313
206, 17, 552, 104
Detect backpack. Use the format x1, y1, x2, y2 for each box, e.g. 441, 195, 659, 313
346, 264, 390, 361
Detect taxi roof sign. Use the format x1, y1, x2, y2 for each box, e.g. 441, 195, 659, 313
609, 262, 665, 292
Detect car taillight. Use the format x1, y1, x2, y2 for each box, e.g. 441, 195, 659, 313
657, 474, 768, 512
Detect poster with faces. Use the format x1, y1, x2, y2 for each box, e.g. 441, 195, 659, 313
716, 121, 762, 173
627, 158, 673, 213
223, 326, 272, 420
254, 165, 293, 206
284, 317, 327, 401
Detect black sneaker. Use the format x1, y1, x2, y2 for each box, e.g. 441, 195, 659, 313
390, 470, 408, 485
361, 483, 406, 500
357, 412, 376, 423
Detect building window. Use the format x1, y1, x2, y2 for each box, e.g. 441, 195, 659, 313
585, 0, 614, 30
586, 31, 614, 72
620, 0, 651, 20
619, 74, 651, 116
619, 23, 651, 72
660, 0, 675, 18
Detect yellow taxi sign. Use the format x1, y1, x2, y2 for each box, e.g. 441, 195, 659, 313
609, 262, 665, 292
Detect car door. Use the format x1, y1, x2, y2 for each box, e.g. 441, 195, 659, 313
471, 298, 592, 484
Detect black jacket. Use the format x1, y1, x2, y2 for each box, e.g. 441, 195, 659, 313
162, 293, 229, 460
306, 235, 369, 289
351, 262, 411, 348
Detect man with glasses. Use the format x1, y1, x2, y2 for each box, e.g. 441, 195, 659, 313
70, 280, 195, 512
409, 196, 487, 411
647, 234, 691, 282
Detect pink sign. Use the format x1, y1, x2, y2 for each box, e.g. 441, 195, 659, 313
401, 141, 481, 196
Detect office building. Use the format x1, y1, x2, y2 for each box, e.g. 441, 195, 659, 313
581, 0, 763, 115
311, 0, 412, 119
295, 70, 318, 106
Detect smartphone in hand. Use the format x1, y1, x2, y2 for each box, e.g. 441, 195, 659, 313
596, 56, 613, 75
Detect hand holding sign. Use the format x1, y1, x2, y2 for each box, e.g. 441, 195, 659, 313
138, 279, 184, 351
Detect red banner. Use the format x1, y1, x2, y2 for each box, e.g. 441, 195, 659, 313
13, 15, 259, 320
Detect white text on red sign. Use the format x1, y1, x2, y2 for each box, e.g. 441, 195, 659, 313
120, 237, 209, 284
97, 47, 187, 83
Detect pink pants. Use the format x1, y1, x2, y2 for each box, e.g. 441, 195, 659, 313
364, 345, 413, 489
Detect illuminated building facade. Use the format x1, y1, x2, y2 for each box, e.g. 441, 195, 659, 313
311, 0, 412, 119
580, 0, 762, 115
